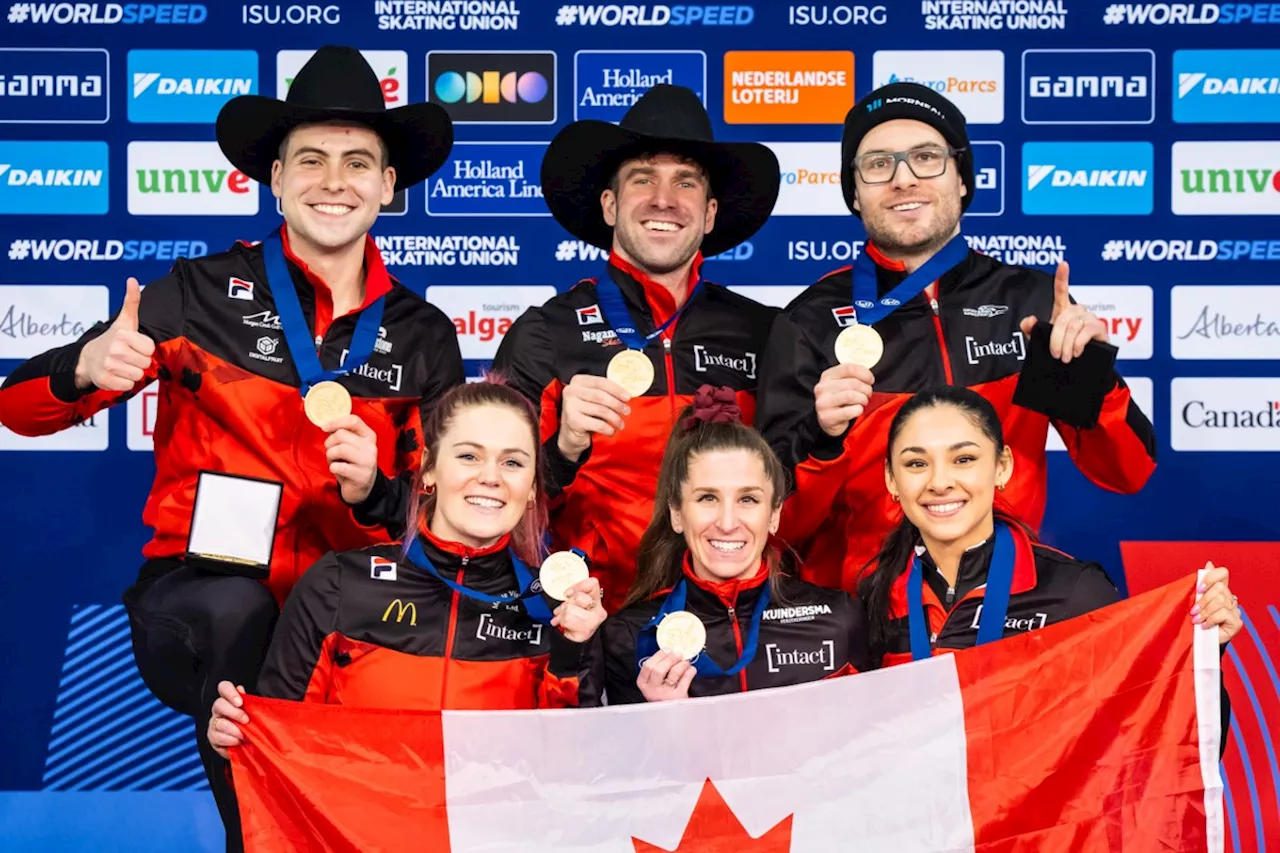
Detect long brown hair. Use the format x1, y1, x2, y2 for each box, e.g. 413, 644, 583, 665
402, 374, 550, 566
625, 387, 787, 608
857, 386, 1029, 660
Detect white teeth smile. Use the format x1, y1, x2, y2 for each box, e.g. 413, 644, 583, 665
644, 221, 680, 232
892, 202, 924, 211
313, 203, 353, 216
465, 497, 504, 509
925, 501, 965, 514
709, 540, 746, 552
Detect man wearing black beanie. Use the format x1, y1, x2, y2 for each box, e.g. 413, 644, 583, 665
755, 82, 1158, 593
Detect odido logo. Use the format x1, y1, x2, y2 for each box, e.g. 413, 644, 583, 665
276, 49, 406, 107
427, 51, 556, 124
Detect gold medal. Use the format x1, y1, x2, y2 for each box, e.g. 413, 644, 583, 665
606, 349, 655, 397
538, 550, 590, 601
834, 323, 884, 369
655, 611, 707, 661
303, 381, 352, 427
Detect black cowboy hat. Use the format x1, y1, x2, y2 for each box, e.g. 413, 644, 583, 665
216, 45, 453, 191
541, 85, 779, 258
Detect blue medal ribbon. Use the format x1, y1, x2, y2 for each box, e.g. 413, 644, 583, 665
851, 233, 969, 325
636, 575, 772, 678
406, 538, 588, 624
594, 263, 703, 351
262, 230, 386, 396
907, 522, 1015, 662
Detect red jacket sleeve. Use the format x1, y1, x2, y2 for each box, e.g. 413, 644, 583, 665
257, 553, 341, 702
1051, 373, 1157, 493
0, 266, 186, 436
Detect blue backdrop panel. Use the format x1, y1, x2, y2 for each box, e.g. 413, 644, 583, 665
1, 1, 1278, 849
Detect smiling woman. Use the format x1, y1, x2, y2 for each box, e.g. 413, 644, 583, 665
855, 386, 1242, 670
581, 384, 870, 705
204, 376, 607, 845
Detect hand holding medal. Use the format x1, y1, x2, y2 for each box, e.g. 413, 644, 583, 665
542, 550, 606, 642
557, 373, 635, 462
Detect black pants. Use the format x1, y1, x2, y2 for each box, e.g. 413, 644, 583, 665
123, 559, 279, 853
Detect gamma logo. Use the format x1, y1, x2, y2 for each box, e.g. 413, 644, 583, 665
427, 51, 556, 124
0, 48, 109, 125
1022, 141, 1153, 215
1021, 48, 1155, 125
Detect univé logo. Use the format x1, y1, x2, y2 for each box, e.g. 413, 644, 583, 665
127, 141, 258, 216
428, 51, 556, 124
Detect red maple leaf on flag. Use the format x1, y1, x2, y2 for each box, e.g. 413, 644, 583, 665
632, 778, 794, 852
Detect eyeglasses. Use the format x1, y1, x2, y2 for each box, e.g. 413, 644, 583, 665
852, 146, 964, 185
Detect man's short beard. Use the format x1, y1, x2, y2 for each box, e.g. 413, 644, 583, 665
615, 228, 700, 276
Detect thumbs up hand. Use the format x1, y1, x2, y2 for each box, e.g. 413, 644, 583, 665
1018, 262, 1110, 365
74, 277, 158, 391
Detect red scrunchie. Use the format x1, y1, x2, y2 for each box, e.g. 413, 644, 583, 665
680, 384, 742, 431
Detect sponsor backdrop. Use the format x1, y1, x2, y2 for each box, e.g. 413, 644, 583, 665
0, 2, 1278, 849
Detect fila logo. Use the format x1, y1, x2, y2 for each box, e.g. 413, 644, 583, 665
382, 598, 417, 625
831, 305, 858, 327
577, 304, 603, 326
370, 556, 397, 581
228, 277, 254, 300
765, 639, 836, 673
476, 613, 542, 645
970, 603, 1047, 633
965, 331, 1025, 365
693, 345, 756, 379
963, 304, 1010, 319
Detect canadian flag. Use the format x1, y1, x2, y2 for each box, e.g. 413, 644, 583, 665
232, 573, 1224, 851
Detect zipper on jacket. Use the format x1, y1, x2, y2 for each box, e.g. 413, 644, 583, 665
440, 558, 467, 706
929, 295, 955, 384
663, 336, 677, 416
727, 604, 748, 692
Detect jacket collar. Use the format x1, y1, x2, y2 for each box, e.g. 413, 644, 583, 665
864, 239, 975, 305
605, 250, 704, 327
680, 551, 769, 610
887, 519, 1039, 619
278, 223, 394, 339
416, 521, 511, 569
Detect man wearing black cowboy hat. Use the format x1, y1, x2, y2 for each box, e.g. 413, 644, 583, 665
0, 46, 463, 848
493, 84, 780, 614
755, 81, 1156, 594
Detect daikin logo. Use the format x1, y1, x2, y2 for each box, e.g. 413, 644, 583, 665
1174, 50, 1280, 122
1022, 142, 1153, 215
128, 50, 258, 123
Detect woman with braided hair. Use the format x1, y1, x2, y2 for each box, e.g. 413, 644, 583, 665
581, 385, 871, 705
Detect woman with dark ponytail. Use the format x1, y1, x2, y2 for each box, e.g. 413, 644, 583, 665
581, 385, 870, 705
858, 386, 1243, 668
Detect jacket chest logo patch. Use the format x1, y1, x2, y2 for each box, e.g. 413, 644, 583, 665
693, 345, 756, 379
761, 603, 832, 624
831, 305, 857, 327
969, 603, 1047, 633
964, 331, 1025, 365
963, 304, 1010, 318
382, 598, 417, 626
576, 304, 604, 326
582, 328, 621, 346
370, 556, 397, 582
476, 612, 542, 645
765, 640, 836, 673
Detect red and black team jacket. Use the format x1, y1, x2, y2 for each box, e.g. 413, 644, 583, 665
256, 528, 585, 710
865, 522, 1121, 669
755, 245, 1157, 593
493, 254, 777, 611
582, 556, 870, 705
0, 226, 464, 604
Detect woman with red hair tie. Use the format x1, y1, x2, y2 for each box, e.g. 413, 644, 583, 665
583, 385, 871, 704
